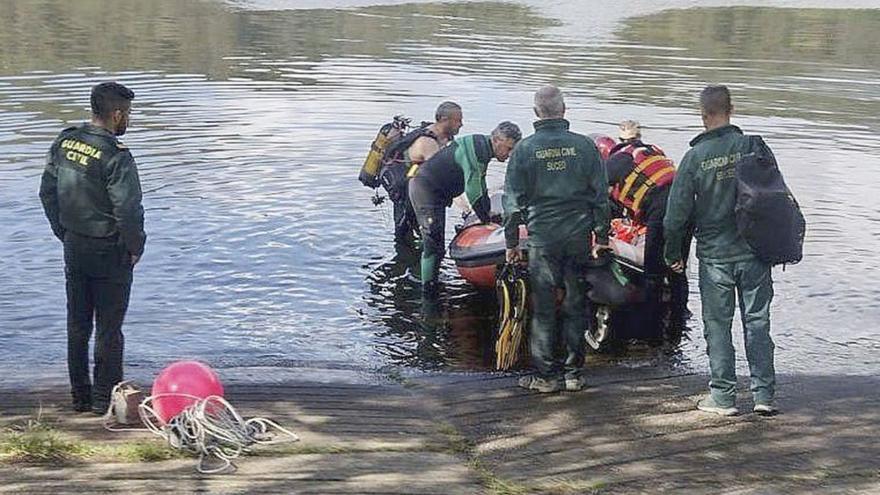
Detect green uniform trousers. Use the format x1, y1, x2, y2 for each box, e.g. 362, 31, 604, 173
699, 258, 775, 407
527, 237, 589, 381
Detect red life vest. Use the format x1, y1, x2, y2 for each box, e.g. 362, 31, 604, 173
610, 143, 676, 221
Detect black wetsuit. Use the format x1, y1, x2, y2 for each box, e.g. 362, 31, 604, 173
388, 128, 439, 254
408, 134, 493, 295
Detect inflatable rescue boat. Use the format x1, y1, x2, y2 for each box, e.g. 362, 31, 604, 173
448, 195, 645, 290
448, 222, 526, 289
448, 193, 667, 350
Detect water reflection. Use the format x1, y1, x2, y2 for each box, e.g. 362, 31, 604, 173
0, 0, 878, 382
613, 7, 880, 132
363, 252, 497, 371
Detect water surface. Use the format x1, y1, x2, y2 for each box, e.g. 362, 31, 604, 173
1, 0, 878, 385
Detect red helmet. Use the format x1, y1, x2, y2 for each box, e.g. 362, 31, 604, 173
589, 134, 616, 161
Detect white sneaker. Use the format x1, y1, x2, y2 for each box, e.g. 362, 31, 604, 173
697, 396, 738, 416
753, 403, 779, 416
564, 376, 587, 391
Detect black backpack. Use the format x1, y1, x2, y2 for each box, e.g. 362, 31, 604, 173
378, 125, 437, 203
734, 136, 806, 266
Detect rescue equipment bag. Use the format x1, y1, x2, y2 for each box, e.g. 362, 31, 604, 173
378, 124, 437, 203
359, 115, 412, 188
734, 136, 806, 266
107, 380, 145, 425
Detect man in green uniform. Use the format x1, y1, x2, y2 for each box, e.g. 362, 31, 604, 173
409, 121, 521, 297
504, 85, 610, 393
39, 82, 146, 414
664, 85, 777, 416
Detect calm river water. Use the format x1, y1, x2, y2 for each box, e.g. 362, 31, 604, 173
1, 0, 879, 385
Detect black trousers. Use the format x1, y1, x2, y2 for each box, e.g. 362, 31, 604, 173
63, 232, 133, 406
645, 219, 690, 327
392, 185, 418, 252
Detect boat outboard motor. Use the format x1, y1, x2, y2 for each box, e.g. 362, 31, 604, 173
585, 252, 644, 306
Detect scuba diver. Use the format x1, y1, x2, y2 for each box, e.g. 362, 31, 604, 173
504, 86, 610, 393
381, 101, 463, 254
408, 121, 522, 297
604, 120, 689, 328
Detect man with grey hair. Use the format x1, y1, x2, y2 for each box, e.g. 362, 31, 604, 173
503, 85, 610, 393
386, 101, 463, 253
409, 121, 521, 297
664, 84, 778, 416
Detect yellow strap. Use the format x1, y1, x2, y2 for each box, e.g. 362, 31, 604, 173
406, 163, 420, 178
618, 155, 665, 200
631, 166, 675, 213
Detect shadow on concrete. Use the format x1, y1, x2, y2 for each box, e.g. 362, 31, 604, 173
414, 370, 880, 494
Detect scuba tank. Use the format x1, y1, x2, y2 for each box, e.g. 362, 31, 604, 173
359, 115, 411, 188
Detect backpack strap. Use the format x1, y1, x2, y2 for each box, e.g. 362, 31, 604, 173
404, 129, 442, 177
748, 135, 774, 162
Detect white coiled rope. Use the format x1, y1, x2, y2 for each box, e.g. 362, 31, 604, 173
135, 393, 300, 474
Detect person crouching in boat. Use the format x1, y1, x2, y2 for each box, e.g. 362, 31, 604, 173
605, 120, 689, 329
408, 121, 522, 298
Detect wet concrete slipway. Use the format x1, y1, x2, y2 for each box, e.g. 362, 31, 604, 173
1, 0, 880, 493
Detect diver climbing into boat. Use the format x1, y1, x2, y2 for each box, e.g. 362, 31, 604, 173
408, 122, 521, 297
358, 102, 463, 254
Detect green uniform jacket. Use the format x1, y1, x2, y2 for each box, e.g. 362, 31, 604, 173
663, 124, 754, 265
39, 123, 146, 256
455, 134, 491, 216
503, 118, 610, 249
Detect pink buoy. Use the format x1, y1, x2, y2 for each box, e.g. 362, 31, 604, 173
151, 360, 224, 424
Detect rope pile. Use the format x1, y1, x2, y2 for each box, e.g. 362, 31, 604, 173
138, 393, 299, 473
495, 263, 529, 370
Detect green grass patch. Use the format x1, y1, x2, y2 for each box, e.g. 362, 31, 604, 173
535, 479, 607, 495
0, 418, 91, 464
469, 457, 530, 495
436, 422, 474, 455
0, 410, 446, 467
436, 421, 531, 495
97, 441, 184, 463
434, 421, 609, 495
